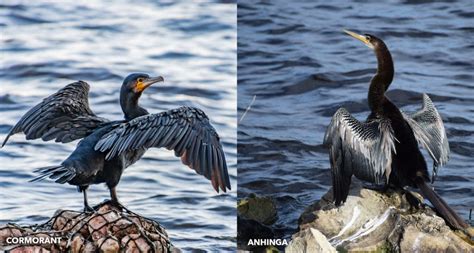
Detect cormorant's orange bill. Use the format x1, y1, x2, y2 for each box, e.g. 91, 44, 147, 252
135, 76, 164, 92
344, 29, 373, 49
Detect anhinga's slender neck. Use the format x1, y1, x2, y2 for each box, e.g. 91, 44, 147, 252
120, 88, 149, 121
368, 43, 394, 114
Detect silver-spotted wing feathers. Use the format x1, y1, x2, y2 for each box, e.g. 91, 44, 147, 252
94, 106, 231, 192
324, 108, 396, 205
402, 94, 449, 182
2, 81, 108, 147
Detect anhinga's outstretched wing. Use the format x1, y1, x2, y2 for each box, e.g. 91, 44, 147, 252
324, 108, 396, 205
94, 106, 231, 192
2, 81, 108, 147
402, 93, 449, 182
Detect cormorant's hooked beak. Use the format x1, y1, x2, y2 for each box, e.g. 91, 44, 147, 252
135, 76, 164, 92
344, 29, 373, 49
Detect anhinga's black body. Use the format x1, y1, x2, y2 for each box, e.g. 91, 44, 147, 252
2, 73, 231, 211
324, 30, 468, 230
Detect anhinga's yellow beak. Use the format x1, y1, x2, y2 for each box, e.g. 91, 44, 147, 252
344, 29, 373, 48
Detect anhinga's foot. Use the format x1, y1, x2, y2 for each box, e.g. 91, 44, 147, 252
403, 190, 424, 209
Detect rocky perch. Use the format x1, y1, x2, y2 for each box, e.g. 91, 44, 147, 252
0, 202, 178, 253
286, 181, 473, 252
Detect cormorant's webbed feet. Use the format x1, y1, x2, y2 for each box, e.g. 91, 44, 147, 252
107, 186, 132, 213
110, 199, 126, 211
90, 199, 127, 212
83, 204, 95, 213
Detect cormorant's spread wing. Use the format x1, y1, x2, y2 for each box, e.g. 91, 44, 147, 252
324, 108, 396, 205
2, 81, 108, 147
402, 94, 449, 182
95, 106, 231, 192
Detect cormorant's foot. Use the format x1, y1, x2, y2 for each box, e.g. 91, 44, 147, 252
363, 183, 388, 193
83, 205, 95, 213
91, 199, 117, 210
91, 199, 133, 213
110, 200, 123, 210
110, 200, 134, 213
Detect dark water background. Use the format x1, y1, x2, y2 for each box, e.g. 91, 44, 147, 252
238, 0, 473, 245
0, 1, 236, 251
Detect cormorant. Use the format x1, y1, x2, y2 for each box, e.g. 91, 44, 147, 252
324, 30, 468, 230
2, 73, 231, 211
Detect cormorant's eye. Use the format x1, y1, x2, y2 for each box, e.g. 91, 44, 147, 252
137, 78, 144, 83
365, 36, 371, 41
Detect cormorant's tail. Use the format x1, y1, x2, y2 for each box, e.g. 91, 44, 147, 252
416, 178, 468, 230
30, 165, 76, 184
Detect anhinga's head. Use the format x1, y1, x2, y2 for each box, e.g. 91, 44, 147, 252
343, 30, 395, 106
343, 30, 387, 51
343, 29, 393, 79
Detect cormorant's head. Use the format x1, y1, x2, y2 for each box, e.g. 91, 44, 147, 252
343, 30, 386, 50
122, 73, 164, 94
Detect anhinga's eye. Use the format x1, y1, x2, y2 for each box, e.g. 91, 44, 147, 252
365, 35, 371, 41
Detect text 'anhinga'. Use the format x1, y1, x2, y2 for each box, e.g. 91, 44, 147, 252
324, 30, 468, 231
2, 73, 231, 211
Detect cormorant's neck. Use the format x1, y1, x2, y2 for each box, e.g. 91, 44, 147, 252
120, 89, 149, 121
368, 44, 394, 114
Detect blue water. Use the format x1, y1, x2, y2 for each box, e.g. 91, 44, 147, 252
0, 1, 236, 251
238, 0, 473, 245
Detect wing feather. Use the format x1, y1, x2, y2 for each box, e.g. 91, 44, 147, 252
169, 124, 188, 151
402, 94, 449, 182
201, 143, 209, 179
324, 108, 396, 205
2, 81, 108, 147
94, 106, 231, 192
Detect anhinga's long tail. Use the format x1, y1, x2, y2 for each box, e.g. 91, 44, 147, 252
415, 177, 468, 230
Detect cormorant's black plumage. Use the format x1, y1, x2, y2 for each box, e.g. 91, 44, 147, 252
2, 73, 231, 211
324, 30, 466, 230
1, 81, 108, 147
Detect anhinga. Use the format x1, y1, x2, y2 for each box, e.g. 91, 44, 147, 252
2, 73, 231, 211
324, 30, 468, 230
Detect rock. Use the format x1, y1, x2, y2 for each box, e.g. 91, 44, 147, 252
237, 194, 280, 251
97, 236, 120, 253
52, 210, 89, 237
286, 228, 336, 253
287, 181, 474, 252
237, 216, 276, 249
238, 193, 278, 225
0, 202, 177, 253
83, 241, 97, 252
0, 225, 24, 242
71, 234, 85, 253
10, 246, 51, 253
52, 210, 84, 231
88, 210, 120, 240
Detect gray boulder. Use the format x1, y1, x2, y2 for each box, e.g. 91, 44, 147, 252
286, 181, 473, 252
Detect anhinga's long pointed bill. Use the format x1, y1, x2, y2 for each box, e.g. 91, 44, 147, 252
136, 76, 164, 92
344, 29, 373, 49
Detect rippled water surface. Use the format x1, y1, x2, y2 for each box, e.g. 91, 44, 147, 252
0, 1, 236, 251
238, 0, 473, 244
